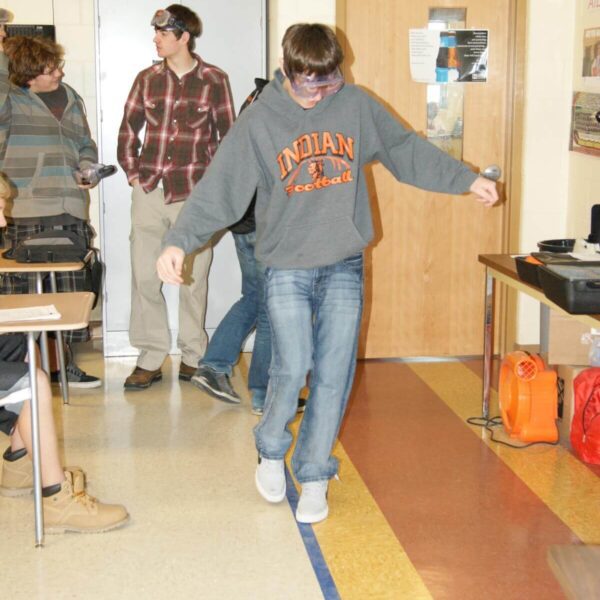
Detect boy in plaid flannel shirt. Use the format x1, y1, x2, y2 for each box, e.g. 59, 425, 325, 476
118, 5, 235, 390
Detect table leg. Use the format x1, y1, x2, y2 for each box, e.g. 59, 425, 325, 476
49, 273, 69, 404
27, 331, 45, 547
35, 273, 50, 374
483, 268, 496, 419
540, 304, 550, 355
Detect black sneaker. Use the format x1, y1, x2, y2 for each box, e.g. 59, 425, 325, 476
191, 366, 241, 404
51, 363, 102, 389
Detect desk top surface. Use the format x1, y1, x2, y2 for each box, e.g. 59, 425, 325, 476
0, 292, 93, 332
478, 254, 600, 324
479, 254, 523, 278
0, 254, 85, 272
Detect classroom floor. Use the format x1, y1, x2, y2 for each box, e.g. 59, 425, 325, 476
1, 348, 597, 599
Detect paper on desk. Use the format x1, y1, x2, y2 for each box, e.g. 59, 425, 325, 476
568, 252, 600, 262
0, 304, 61, 322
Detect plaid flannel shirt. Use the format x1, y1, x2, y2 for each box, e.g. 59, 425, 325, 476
117, 56, 235, 204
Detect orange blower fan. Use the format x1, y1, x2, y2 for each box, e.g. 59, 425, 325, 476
498, 351, 558, 443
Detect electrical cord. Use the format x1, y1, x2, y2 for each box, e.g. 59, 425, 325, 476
466, 415, 560, 449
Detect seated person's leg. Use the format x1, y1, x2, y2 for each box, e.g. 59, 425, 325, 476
0, 366, 129, 534
7, 369, 64, 490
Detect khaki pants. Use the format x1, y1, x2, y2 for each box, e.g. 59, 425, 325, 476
129, 185, 212, 370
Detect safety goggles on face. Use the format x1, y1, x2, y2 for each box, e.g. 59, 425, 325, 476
289, 68, 345, 99
151, 9, 187, 32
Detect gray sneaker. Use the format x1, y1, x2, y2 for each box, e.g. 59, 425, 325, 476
191, 365, 241, 404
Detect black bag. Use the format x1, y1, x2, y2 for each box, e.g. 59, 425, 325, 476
4, 231, 104, 309
11, 230, 89, 263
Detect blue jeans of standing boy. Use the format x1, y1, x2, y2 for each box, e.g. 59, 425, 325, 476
199, 231, 270, 409
254, 254, 363, 483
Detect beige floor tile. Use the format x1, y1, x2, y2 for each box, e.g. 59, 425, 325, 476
0, 350, 323, 600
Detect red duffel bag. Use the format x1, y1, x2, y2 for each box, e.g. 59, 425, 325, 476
570, 368, 600, 464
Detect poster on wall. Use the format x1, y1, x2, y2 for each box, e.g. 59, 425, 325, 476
570, 92, 600, 156
582, 27, 600, 77
409, 29, 488, 83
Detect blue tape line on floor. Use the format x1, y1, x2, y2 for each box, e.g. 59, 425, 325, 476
285, 467, 340, 600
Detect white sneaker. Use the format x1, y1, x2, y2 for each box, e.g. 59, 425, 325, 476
255, 457, 286, 503
296, 480, 329, 524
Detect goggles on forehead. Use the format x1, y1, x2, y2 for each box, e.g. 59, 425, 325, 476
289, 68, 344, 99
151, 9, 187, 32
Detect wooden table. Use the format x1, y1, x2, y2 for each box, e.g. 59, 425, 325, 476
0, 292, 94, 547
0, 255, 88, 404
478, 254, 600, 418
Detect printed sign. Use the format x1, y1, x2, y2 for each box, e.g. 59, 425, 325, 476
583, 28, 600, 77
409, 29, 489, 84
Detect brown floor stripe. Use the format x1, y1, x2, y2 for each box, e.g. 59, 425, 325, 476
339, 361, 578, 600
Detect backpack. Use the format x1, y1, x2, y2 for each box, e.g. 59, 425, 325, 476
229, 78, 268, 235
570, 368, 600, 464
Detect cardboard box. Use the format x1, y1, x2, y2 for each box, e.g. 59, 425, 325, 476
548, 310, 591, 366
556, 364, 588, 447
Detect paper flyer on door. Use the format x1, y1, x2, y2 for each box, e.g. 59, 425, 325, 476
409, 29, 489, 84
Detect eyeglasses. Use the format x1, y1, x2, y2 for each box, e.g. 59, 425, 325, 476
42, 60, 65, 75
151, 9, 187, 32
289, 68, 345, 100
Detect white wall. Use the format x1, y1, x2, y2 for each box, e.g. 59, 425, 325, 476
515, 0, 576, 344
568, 2, 600, 237
268, 0, 336, 74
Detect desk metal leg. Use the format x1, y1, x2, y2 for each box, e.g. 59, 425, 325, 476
49, 273, 69, 404
482, 268, 496, 419
35, 273, 50, 374
27, 332, 45, 547
540, 304, 550, 355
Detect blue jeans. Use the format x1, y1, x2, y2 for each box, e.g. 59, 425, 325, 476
200, 231, 270, 409
254, 254, 364, 483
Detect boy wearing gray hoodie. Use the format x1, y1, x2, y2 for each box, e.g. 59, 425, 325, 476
157, 23, 498, 524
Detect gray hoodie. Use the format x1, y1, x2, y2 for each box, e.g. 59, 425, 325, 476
164, 70, 478, 269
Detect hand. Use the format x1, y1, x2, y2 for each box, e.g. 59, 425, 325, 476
130, 178, 140, 187
74, 167, 99, 189
156, 246, 185, 285
469, 176, 499, 208
0, 25, 6, 53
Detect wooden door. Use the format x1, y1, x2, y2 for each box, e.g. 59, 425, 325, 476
337, 0, 518, 358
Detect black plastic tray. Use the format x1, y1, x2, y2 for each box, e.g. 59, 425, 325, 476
538, 264, 600, 314
515, 256, 542, 287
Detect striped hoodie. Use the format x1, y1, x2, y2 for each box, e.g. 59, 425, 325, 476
0, 53, 97, 219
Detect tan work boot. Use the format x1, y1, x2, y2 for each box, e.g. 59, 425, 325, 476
0, 447, 33, 497
44, 470, 129, 534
